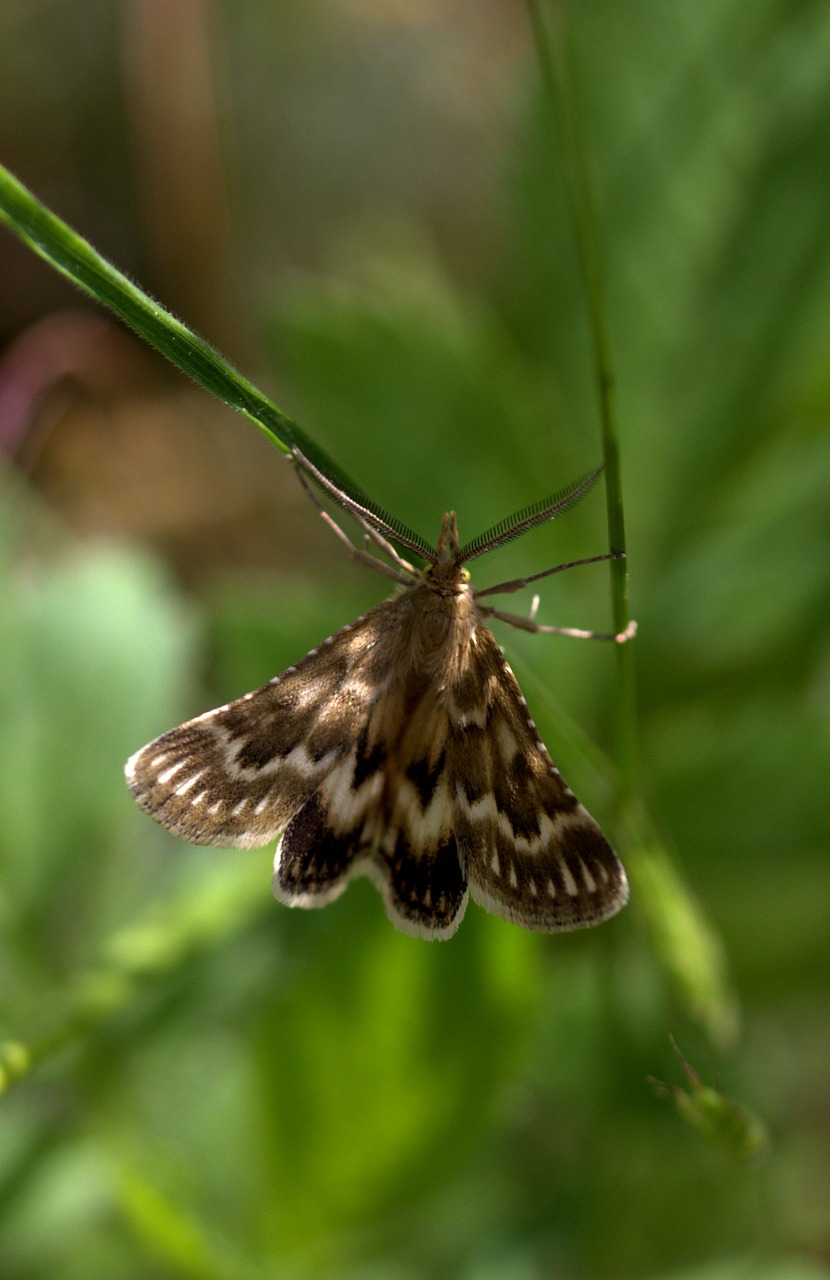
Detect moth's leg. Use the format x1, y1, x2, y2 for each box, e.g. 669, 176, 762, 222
290, 447, 422, 575
479, 604, 637, 644
355, 520, 419, 578
475, 552, 624, 601
291, 453, 416, 587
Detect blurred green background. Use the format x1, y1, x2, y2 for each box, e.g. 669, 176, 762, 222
2, 2, 830, 1277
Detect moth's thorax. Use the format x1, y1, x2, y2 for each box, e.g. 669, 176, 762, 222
381, 510, 476, 679
381, 576, 473, 686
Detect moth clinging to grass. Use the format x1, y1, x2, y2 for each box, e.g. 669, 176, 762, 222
126, 449, 634, 939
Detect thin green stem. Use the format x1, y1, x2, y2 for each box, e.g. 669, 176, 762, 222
525, 0, 639, 800
526, 3, 739, 1047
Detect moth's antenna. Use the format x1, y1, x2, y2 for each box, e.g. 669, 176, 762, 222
459, 467, 603, 563
292, 447, 434, 563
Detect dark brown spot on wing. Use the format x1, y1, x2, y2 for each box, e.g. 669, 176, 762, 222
492, 753, 545, 839
352, 721, 386, 789
377, 830, 467, 935
276, 793, 358, 897
405, 751, 446, 809
452, 723, 489, 806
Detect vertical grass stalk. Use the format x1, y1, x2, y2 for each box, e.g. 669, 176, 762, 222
525, 0, 639, 804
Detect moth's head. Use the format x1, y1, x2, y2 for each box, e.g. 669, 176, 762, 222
425, 512, 469, 590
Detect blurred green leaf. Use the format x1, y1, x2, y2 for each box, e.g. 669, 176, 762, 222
650, 1037, 769, 1160
119, 1167, 262, 1280
631, 836, 738, 1048
250, 906, 539, 1259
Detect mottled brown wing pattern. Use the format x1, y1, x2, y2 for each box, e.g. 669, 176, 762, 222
274, 658, 468, 939
448, 624, 628, 931
126, 607, 393, 849
128, 597, 470, 939
368, 683, 467, 938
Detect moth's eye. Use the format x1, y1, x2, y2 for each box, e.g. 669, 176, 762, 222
461, 568, 471, 583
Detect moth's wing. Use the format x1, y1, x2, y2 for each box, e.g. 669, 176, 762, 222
276, 671, 469, 940
448, 626, 628, 932
373, 690, 468, 940
272, 713, 386, 913
126, 606, 392, 849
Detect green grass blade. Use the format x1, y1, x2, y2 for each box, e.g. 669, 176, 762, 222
0, 161, 365, 505
524, 1, 636, 777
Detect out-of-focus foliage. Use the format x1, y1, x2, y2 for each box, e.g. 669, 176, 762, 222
649, 1037, 769, 1161
1, 2, 829, 1278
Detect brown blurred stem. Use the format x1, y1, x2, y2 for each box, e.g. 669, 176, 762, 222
119, 0, 246, 358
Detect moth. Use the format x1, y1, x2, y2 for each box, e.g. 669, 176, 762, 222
126, 449, 633, 939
